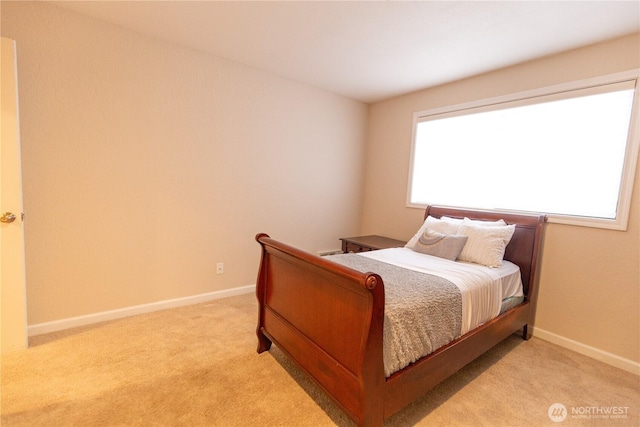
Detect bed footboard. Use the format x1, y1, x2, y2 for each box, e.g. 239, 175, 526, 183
255, 233, 386, 426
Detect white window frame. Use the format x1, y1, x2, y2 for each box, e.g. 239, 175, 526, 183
407, 70, 640, 231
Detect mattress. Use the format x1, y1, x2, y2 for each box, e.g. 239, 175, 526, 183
327, 247, 525, 376
358, 247, 524, 335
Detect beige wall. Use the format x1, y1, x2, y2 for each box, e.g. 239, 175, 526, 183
1, 2, 368, 324
362, 33, 640, 364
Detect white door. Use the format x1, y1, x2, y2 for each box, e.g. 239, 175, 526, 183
1, 37, 28, 353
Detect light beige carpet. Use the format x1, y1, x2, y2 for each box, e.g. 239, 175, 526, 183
2, 293, 638, 426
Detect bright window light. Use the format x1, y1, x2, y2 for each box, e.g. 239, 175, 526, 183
408, 73, 639, 230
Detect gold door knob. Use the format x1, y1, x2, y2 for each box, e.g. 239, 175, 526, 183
1, 212, 17, 223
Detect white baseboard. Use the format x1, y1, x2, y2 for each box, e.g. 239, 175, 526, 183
28, 285, 255, 337
532, 327, 640, 375
28, 292, 639, 376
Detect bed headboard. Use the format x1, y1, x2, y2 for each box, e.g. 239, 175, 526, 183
424, 205, 547, 299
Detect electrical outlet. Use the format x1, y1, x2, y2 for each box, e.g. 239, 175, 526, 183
216, 262, 224, 274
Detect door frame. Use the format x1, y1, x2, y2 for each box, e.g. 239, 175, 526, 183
1, 37, 28, 353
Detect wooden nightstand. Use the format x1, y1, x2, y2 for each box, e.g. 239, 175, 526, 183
340, 235, 406, 253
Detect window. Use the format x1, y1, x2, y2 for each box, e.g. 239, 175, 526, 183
407, 71, 640, 230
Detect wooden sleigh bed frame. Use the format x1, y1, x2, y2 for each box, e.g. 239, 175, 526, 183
255, 206, 546, 426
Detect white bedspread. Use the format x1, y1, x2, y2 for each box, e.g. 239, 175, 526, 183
358, 247, 523, 335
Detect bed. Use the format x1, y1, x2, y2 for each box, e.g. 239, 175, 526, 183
255, 205, 546, 426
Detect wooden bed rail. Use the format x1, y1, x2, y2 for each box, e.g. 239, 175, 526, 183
424, 206, 546, 340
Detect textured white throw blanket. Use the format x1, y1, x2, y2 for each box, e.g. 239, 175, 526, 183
360, 248, 511, 335
326, 253, 462, 377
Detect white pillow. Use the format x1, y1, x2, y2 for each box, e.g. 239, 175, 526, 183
457, 221, 516, 268
405, 216, 461, 249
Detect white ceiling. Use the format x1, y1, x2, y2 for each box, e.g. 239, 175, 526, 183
52, 1, 640, 103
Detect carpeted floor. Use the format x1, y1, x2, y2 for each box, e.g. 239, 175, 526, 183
1, 292, 638, 426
